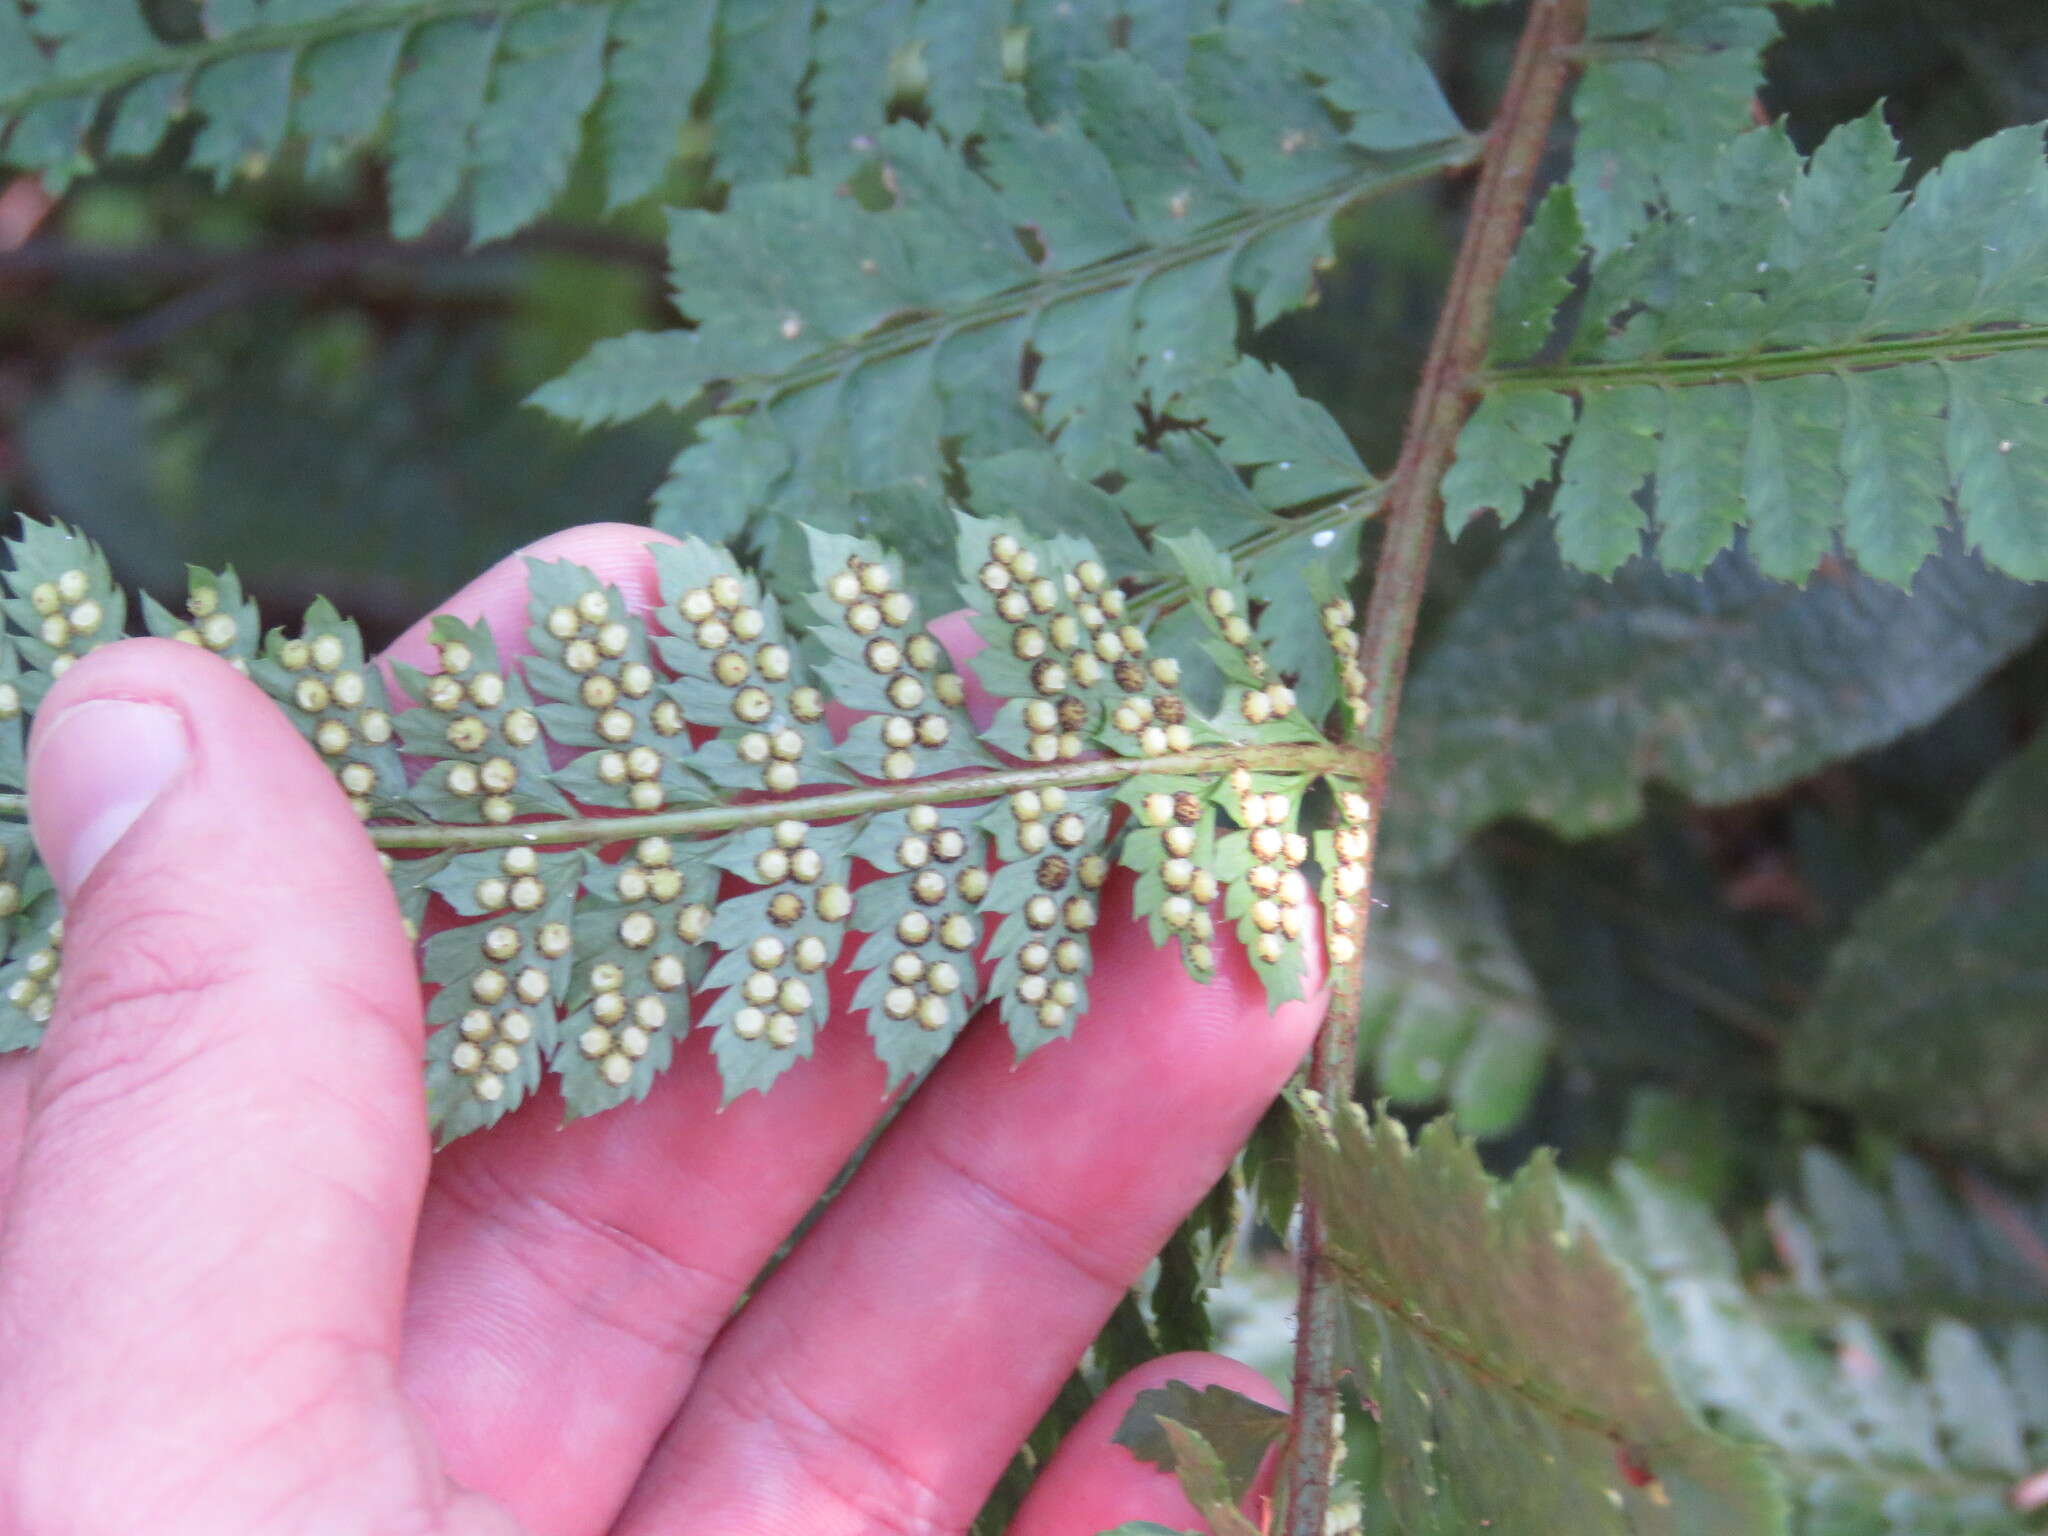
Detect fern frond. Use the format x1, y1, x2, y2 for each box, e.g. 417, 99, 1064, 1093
3, 1, 660, 239
1451, 109, 2048, 586
1600, 1158, 2048, 1534
531, 19, 1467, 565
1764, 1149, 2048, 1333
0, 514, 1353, 1140
1296, 1101, 1784, 1531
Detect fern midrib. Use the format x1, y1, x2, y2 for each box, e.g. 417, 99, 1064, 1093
1128, 493, 1382, 623
1, 0, 592, 115
340, 737, 1350, 850
714, 138, 1484, 413
1482, 320, 2048, 395
1321, 1239, 1702, 1461
1341, 1235, 2036, 1507
1755, 1441, 2027, 1503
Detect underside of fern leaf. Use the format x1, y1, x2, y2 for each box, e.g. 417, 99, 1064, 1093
0, 514, 1350, 1142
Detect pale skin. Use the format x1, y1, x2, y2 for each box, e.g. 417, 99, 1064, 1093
0, 525, 1320, 1536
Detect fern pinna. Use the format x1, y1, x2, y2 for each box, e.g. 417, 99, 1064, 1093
0, 514, 1362, 1142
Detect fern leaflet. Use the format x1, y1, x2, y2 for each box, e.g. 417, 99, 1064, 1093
0, 515, 1353, 1141
1452, 109, 2048, 586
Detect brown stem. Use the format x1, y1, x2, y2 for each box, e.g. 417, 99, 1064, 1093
1953, 1168, 2048, 1292
1279, 2, 1588, 1529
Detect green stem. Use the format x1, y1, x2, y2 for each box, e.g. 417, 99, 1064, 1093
1126, 492, 1384, 624
1280, 2, 1588, 1530
1484, 321, 2048, 394
317, 740, 1354, 852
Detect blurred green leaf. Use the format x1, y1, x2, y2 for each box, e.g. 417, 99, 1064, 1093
1394, 523, 2048, 867
1362, 858, 1554, 1139
1783, 726, 2048, 1171
1593, 1160, 2048, 1534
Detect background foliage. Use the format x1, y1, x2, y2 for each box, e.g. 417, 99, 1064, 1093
5, 0, 2048, 1531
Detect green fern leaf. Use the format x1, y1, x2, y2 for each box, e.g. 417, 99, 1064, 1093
468, 9, 611, 244
0, 513, 1349, 1139
1297, 1101, 1784, 1531
1568, 0, 1827, 257
1, 0, 1444, 244
1454, 110, 2048, 585
532, 28, 1467, 546
1767, 1149, 2048, 1330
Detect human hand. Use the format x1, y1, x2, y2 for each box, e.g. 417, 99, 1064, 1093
0, 525, 1320, 1536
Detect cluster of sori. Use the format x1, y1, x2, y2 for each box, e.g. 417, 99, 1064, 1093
866, 806, 979, 1031
970, 528, 1192, 764
1229, 769, 1313, 969
18, 568, 110, 674
0, 535, 125, 690
538, 582, 682, 808
811, 544, 969, 782
447, 846, 564, 1104
1130, 787, 1224, 980
273, 624, 402, 818
578, 835, 701, 1080
399, 618, 562, 830
1320, 792, 1373, 971
418, 843, 578, 1122
1318, 594, 1370, 728
0, 537, 154, 1051
1, 910, 57, 1030
842, 800, 992, 1085
983, 786, 1110, 1041
719, 819, 852, 1048
155, 581, 250, 670
1210, 587, 1299, 727
666, 563, 819, 795
0, 518, 1337, 1136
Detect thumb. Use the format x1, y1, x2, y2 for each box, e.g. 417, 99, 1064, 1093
0, 639, 432, 1519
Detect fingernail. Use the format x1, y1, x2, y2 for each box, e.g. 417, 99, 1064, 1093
29, 698, 189, 899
